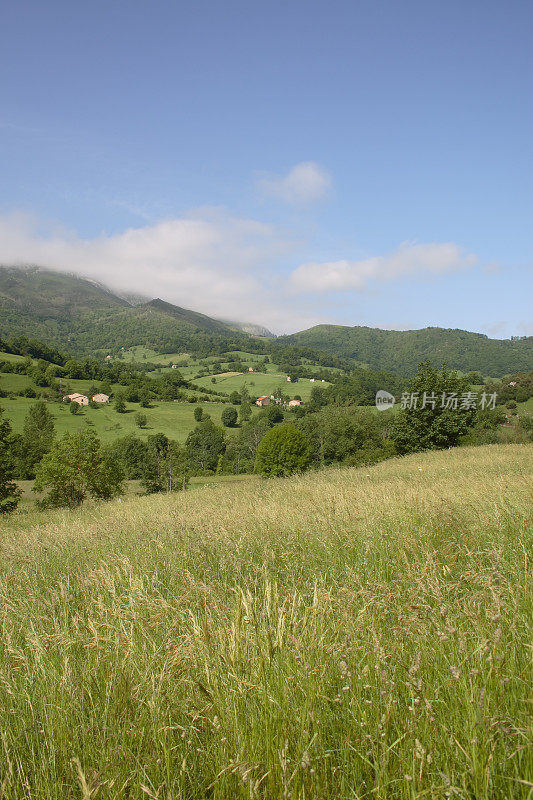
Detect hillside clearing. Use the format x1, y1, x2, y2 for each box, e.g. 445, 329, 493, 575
0, 398, 258, 444
0, 444, 531, 799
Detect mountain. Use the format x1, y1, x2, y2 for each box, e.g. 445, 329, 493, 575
281, 324, 533, 377
0, 266, 252, 355
2, 266, 531, 377
225, 320, 274, 337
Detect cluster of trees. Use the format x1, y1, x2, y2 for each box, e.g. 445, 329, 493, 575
484, 370, 533, 405
0, 335, 68, 365
307, 368, 406, 409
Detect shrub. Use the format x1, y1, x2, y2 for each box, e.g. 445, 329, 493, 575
254, 424, 311, 477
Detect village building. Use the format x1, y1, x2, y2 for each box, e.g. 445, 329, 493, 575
288, 399, 303, 407
248, 366, 254, 372
255, 396, 270, 406
92, 393, 109, 404
64, 392, 88, 406
171, 364, 180, 369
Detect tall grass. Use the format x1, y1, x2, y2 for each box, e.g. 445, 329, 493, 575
0, 444, 531, 799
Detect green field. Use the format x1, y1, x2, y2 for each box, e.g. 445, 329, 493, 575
1, 397, 256, 444
0, 351, 30, 363
195, 372, 329, 399
0, 372, 33, 392
111, 346, 190, 364
0, 444, 531, 798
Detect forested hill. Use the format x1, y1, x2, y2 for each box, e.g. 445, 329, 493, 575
1, 266, 531, 376
0, 266, 256, 355
281, 324, 533, 377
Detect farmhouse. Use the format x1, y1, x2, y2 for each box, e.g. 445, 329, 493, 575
171, 364, 180, 369
64, 392, 88, 406
255, 396, 270, 406
92, 393, 109, 404
288, 399, 303, 407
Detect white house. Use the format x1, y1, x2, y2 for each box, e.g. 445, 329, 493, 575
92, 393, 109, 404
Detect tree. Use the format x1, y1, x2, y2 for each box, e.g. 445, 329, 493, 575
298, 406, 394, 466
100, 380, 113, 397
135, 411, 148, 428
229, 391, 241, 405
266, 405, 284, 424
141, 439, 189, 493
69, 401, 79, 415
114, 393, 127, 413
221, 406, 238, 427
139, 389, 151, 408
106, 434, 149, 479
0, 407, 21, 513
391, 362, 476, 455
20, 400, 55, 477
225, 416, 272, 474
254, 424, 311, 477
239, 401, 252, 424
34, 431, 124, 508
194, 406, 204, 422
185, 419, 226, 473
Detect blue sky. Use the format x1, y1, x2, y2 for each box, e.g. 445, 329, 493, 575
1, 0, 531, 334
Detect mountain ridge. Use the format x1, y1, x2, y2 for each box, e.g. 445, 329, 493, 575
1, 265, 532, 375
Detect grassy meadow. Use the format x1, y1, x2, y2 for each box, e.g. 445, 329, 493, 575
0, 397, 254, 444
194, 371, 328, 400
0, 444, 531, 799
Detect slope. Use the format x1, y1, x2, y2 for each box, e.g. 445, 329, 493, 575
282, 324, 533, 376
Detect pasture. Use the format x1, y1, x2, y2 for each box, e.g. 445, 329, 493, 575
0, 444, 531, 798
195, 372, 329, 399
0, 397, 253, 444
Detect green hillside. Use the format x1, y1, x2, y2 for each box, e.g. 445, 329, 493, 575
282, 324, 533, 377
0, 444, 531, 798
2, 266, 532, 378
0, 266, 253, 355
1, 396, 258, 444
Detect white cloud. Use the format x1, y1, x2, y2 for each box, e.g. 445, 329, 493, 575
0, 215, 489, 336
0, 211, 320, 333
257, 162, 332, 205
289, 242, 478, 292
